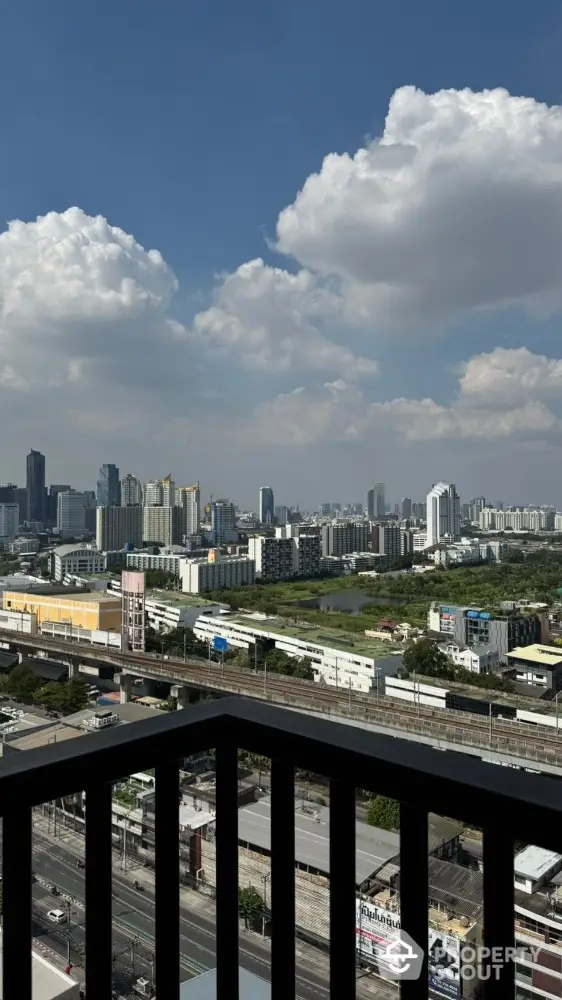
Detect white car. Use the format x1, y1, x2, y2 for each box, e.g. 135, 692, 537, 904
47, 908, 66, 924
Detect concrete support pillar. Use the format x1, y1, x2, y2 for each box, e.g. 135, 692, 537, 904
171, 685, 190, 710
68, 658, 79, 679
120, 673, 133, 704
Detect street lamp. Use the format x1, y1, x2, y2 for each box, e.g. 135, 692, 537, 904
261, 872, 271, 939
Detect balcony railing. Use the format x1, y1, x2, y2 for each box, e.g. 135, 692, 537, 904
1, 694, 560, 999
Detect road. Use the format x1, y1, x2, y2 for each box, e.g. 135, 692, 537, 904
29, 829, 337, 1000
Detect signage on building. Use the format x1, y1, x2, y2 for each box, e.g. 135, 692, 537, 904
356, 899, 461, 1000
213, 636, 228, 652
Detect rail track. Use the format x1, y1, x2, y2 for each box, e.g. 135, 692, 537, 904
2, 628, 562, 767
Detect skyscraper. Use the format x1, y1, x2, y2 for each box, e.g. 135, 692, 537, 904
259, 486, 275, 525
97, 464, 121, 507
426, 482, 460, 547
211, 499, 237, 544
367, 483, 385, 519
26, 449, 45, 522
121, 473, 143, 507
401, 497, 412, 519
175, 484, 201, 537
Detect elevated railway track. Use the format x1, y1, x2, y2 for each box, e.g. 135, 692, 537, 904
1, 628, 562, 769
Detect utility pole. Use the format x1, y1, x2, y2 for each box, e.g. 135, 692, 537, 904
264, 659, 267, 694
557, 690, 560, 735
254, 643, 257, 674
183, 632, 187, 663
489, 701, 492, 747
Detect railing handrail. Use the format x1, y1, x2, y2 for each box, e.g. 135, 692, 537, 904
0, 695, 560, 853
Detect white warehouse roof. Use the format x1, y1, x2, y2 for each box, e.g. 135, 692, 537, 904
0, 940, 79, 999
514, 845, 562, 881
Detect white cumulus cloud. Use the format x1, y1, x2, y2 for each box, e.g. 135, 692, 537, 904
458, 346, 562, 404
276, 86, 562, 328
193, 258, 377, 379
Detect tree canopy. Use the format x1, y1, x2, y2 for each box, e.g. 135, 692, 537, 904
0, 665, 90, 713
366, 796, 400, 831
238, 886, 265, 928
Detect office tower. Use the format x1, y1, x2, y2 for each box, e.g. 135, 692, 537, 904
57, 490, 86, 538
401, 497, 412, 519
96, 506, 143, 551
48, 485, 71, 524
367, 484, 385, 519
0, 504, 19, 538
97, 464, 120, 507
175, 483, 201, 537
259, 486, 275, 525
210, 499, 237, 544
412, 502, 427, 520
145, 475, 175, 506
321, 522, 370, 556
426, 483, 460, 547
142, 506, 183, 546
26, 449, 45, 521
319, 503, 332, 517
121, 473, 143, 507
274, 505, 289, 525
377, 524, 402, 563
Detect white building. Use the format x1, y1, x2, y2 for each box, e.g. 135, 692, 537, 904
0, 933, 80, 999
258, 486, 275, 525
145, 475, 175, 506
180, 552, 255, 594
426, 482, 460, 547
120, 473, 143, 506
437, 639, 499, 674
193, 613, 400, 692
96, 506, 143, 551
126, 550, 184, 575
108, 578, 227, 631
0, 503, 19, 538
249, 535, 295, 581
175, 483, 200, 537
57, 491, 87, 538
481, 507, 554, 532
51, 544, 106, 582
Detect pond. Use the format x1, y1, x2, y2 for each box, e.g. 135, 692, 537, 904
290, 589, 409, 616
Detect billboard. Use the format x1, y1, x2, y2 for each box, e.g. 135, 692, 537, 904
356, 899, 461, 1000
213, 636, 228, 652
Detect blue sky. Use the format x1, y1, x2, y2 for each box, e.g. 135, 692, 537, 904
1, 0, 562, 507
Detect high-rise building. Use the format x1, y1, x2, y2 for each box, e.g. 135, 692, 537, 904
26, 450, 45, 522
0, 504, 19, 538
258, 487, 275, 525
57, 491, 87, 538
249, 535, 295, 581
401, 497, 412, 519
274, 505, 289, 525
175, 484, 201, 538
142, 506, 182, 546
210, 499, 237, 545
426, 483, 460, 547
294, 533, 321, 577
121, 474, 143, 507
97, 464, 120, 507
321, 522, 370, 557
367, 484, 385, 519
145, 475, 175, 506
377, 524, 402, 564
96, 507, 143, 551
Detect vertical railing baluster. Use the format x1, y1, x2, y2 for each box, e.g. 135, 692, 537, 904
483, 828, 514, 999
399, 804, 428, 1000
329, 780, 356, 1000
85, 783, 113, 998
3, 808, 32, 1000
155, 762, 180, 999
216, 739, 239, 1000
271, 758, 295, 1000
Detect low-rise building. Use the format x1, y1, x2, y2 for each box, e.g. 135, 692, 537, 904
108, 579, 227, 631
180, 553, 255, 594
193, 612, 403, 692
3, 587, 122, 631
505, 644, 562, 691
438, 639, 499, 674
427, 602, 548, 663
51, 544, 106, 582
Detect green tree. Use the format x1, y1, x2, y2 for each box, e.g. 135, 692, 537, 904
366, 796, 400, 831
403, 638, 453, 679
238, 885, 265, 929
5, 663, 42, 702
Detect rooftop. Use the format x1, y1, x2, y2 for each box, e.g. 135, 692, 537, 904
3, 589, 120, 604
163, 967, 269, 1000
145, 589, 228, 609
506, 644, 562, 668
0, 937, 79, 999
52, 544, 101, 557
206, 613, 403, 661
369, 856, 483, 921
514, 845, 562, 880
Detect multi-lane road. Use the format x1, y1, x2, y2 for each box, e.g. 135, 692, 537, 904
28, 828, 338, 1000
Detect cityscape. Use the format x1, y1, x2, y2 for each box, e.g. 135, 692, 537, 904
2, 3, 562, 1000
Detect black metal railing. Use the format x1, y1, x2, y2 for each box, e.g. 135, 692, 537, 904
0, 694, 559, 999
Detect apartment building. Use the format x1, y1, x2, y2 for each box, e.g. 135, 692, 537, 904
294, 533, 321, 577
321, 521, 370, 557
0, 503, 19, 539
180, 552, 255, 594
145, 475, 175, 506
377, 523, 402, 563
120, 473, 143, 506
248, 535, 295, 581
175, 483, 200, 537
480, 508, 555, 532
426, 482, 461, 546
142, 505, 183, 546
96, 505, 143, 550
210, 499, 237, 544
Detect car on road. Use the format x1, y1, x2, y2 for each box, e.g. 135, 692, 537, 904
47, 908, 67, 924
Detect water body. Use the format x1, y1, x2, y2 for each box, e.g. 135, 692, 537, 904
291, 589, 408, 616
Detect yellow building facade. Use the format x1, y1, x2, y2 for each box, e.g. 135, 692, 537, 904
3, 591, 122, 632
